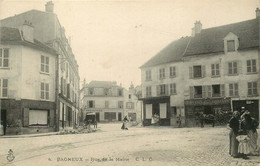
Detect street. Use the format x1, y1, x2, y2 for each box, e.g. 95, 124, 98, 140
0, 124, 259, 166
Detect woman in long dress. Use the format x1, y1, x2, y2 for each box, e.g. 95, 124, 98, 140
228, 111, 240, 158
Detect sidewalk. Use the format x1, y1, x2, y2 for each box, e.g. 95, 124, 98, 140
0, 132, 59, 138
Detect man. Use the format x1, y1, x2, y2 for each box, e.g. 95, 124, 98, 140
177, 114, 182, 128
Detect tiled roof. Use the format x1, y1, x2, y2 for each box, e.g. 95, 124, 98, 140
141, 18, 259, 68
0, 26, 57, 55
184, 19, 259, 56
87, 81, 119, 88
140, 37, 191, 68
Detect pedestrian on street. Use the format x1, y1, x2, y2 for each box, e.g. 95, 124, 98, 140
177, 114, 182, 128
93, 119, 97, 129
228, 111, 240, 158
199, 112, 204, 128
121, 115, 129, 130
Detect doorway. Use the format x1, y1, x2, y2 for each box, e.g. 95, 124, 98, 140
1, 110, 6, 135
118, 112, 122, 121
95, 112, 100, 122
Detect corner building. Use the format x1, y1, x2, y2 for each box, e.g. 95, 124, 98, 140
140, 9, 260, 127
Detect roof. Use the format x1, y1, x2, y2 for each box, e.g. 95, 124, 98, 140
140, 37, 191, 68
87, 81, 120, 88
141, 18, 259, 68
0, 26, 57, 55
184, 19, 259, 56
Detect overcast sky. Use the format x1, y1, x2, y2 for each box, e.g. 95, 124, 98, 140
0, 0, 259, 89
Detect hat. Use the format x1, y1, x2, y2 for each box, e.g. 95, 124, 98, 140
241, 107, 245, 109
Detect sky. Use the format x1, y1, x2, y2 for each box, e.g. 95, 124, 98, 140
0, 0, 259, 89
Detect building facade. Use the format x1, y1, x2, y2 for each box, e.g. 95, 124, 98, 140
0, 25, 58, 135
140, 9, 260, 127
80, 81, 141, 123
0, 1, 80, 131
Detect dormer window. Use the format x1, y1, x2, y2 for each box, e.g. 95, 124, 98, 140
227, 40, 235, 52
224, 32, 239, 53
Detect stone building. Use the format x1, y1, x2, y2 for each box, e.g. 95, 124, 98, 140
80, 81, 141, 123
0, 1, 80, 131
140, 9, 260, 127
0, 25, 58, 135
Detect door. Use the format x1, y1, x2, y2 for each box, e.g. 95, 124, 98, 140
118, 112, 122, 121
1, 110, 6, 135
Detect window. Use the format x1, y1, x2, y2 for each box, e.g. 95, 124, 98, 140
157, 84, 167, 95
159, 68, 165, 79
126, 102, 134, 109
248, 82, 257, 96
146, 86, 152, 97
104, 88, 109, 95
146, 70, 151, 81
228, 62, 238, 75
29, 110, 48, 126
129, 94, 131, 99
170, 83, 176, 94
128, 113, 136, 121
211, 64, 220, 77
229, 83, 239, 97
118, 89, 123, 96
212, 85, 221, 97
118, 101, 124, 108
88, 100, 94, 108
40, 55, 49, 73
247, 59, 257, 73
0, 79, 8, 97
193, 66, 202, 78
40, 82, 49, 100
169, 66, 176, 77
227, 40, 235, 52
89, 88, 94, 95
0, 48, 9, 68
194, 86, 202, 98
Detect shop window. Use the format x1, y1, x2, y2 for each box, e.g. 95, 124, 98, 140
212, 85, 221, 97
194, 86, 202, 98
29, 110, 48, 126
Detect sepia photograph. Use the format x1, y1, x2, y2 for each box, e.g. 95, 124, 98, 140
0, 0, 260, 165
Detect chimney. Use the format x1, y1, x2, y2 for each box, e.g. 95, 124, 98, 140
20, 20, 34, 43
45, 1, 54, 13
192, 21, 202, 37
256, 8, 260, 18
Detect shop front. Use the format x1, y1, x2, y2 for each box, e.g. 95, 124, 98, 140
141, 96, 170, 126
184, 98, 231, 127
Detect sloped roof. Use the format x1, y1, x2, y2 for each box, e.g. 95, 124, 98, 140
184, 19, 259, 56
140, 36, 191, 68
0, 26, 57, 55
87, 81, 119, 88
141, 18, 259, 68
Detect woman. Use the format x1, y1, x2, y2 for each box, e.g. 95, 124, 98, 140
121, 116, 129, 130
228, 111, 240, 158
241, 112, 259, 156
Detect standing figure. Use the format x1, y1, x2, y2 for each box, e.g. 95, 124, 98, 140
121, 115, 129, 130
177, 114, 182, 128
199, 112, 204, 128
93, 119, 97, 129
228, 111, 240, 158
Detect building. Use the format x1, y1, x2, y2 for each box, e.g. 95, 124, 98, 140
140, 9, 260, 127
0, 24, 58, 135
0, 1, 80, 131
80, 81, 141, 123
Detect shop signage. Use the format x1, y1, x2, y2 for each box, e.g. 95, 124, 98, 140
184, 98, 231, 106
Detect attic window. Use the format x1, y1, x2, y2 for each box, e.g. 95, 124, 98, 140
227, 40, 235, 52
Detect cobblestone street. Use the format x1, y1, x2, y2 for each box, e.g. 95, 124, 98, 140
0, 124, 259, 166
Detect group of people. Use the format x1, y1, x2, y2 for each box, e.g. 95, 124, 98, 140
229, 109, 259, 159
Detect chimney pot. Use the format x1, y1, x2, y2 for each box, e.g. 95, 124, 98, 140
45, 1, 54, 13
192, 21, 202, 37
256, 8, 260, 18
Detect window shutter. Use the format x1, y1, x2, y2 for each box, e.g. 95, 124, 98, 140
23, 108, 29, 127
221, 84, 225, 97
202, 65, 206, 77
190, 86, 194, 99
225, 62, 229, 75
189, 67, 193, 78
157, 85, 160, 96
93, 101, 95, 108
234, 83, 239, 96
175, 67, 177, 77
202, 86, 206, 98
237, 61, 242, 74
207, 85, 212, 98
165, 84, 169, 95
